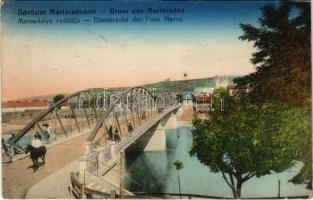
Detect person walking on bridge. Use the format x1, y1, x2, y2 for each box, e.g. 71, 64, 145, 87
113, 128, 121, 143
34, 132, 42, 140
108, 125, 113, 140
127, 122, 134, 138
32, 132, 42, 149
42, 124, 56, 143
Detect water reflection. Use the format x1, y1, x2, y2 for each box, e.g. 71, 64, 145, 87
124, 127, 310, 198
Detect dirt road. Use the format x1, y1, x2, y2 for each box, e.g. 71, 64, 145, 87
2, 133, 89, 199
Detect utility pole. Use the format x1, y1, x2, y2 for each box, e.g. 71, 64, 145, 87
278, 179, 281, 198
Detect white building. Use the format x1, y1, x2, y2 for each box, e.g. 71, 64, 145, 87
194, 87, 214, 96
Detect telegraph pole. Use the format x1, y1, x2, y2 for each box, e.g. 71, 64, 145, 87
278, 179, 281, 198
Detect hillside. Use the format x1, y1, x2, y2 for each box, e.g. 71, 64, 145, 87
143, 75, 239, 93
5, 75, 239, 102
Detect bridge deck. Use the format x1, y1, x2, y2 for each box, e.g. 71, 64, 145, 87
114, 105, 181, 152
81, 105, 181, 197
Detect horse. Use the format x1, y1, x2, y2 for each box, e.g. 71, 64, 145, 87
25, 144, 47, 172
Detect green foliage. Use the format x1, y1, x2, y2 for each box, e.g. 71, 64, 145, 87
174, 160, 184, 171
235, 2, 311, 107
190, 98, 311, 198
283, 107, 312, 189
53, 94, 65, 103
289, 160, 312, 189
213, 87, 228, 95
212, 87, 234, 111
234, 1, 312, 189
174, 160, 184, 198
88, 96, 96, 107
83, 94, 99, 108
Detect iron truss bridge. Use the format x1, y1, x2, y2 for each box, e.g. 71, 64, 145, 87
3, 87, 181, 161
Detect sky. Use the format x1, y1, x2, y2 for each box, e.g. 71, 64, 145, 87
1, 0, 272, 101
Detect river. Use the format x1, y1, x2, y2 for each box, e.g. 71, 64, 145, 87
124, 127, 310, 198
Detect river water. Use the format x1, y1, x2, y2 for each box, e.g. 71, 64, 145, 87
124, 127, 310, 198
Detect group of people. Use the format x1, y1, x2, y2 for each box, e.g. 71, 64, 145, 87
108, 126, 121, 142
32, 124, 56, 148
107, 122, 134, 143
2, 124, 54, 158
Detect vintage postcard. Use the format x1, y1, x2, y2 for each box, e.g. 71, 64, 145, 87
1, 0, 312, 199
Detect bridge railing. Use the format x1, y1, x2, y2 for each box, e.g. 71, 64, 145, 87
84, 143, 116, 176
79, 88, 180, 182
86, 87, 180, 145
81, 104, 181, 181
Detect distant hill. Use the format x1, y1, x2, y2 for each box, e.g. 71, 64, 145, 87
5, 75, 240, 102
143, 75, 240, 93
5, 94, 65, 103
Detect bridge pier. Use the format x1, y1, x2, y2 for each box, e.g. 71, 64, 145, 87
162, 112, 178, 129
126, 124, 159, 151
75, 102, 181, 198
144, 128, 166, 151
126, 112, 178, 152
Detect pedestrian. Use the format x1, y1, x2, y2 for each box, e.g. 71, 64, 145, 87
34, 131, 42, 140
42, 124, 56, 143
2, 139, 9, 156
41, 124, 50, 143
127, 122, 134, 138
31, 133, 42, 148
7, 134, 15, 143
108, 125, 113, 140
114, 128, 121, 142
142, 111, 146, 120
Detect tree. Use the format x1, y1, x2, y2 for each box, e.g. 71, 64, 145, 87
174, 160, 184, 199
284, 107, 312, 189
87, 95, 97, 108
190, 97, 310, 198
212, 87, 234, 111
53, 94, 65, 104
289, 158, 312, 189
234, 1, 312, 189
235, 2, 311, 107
